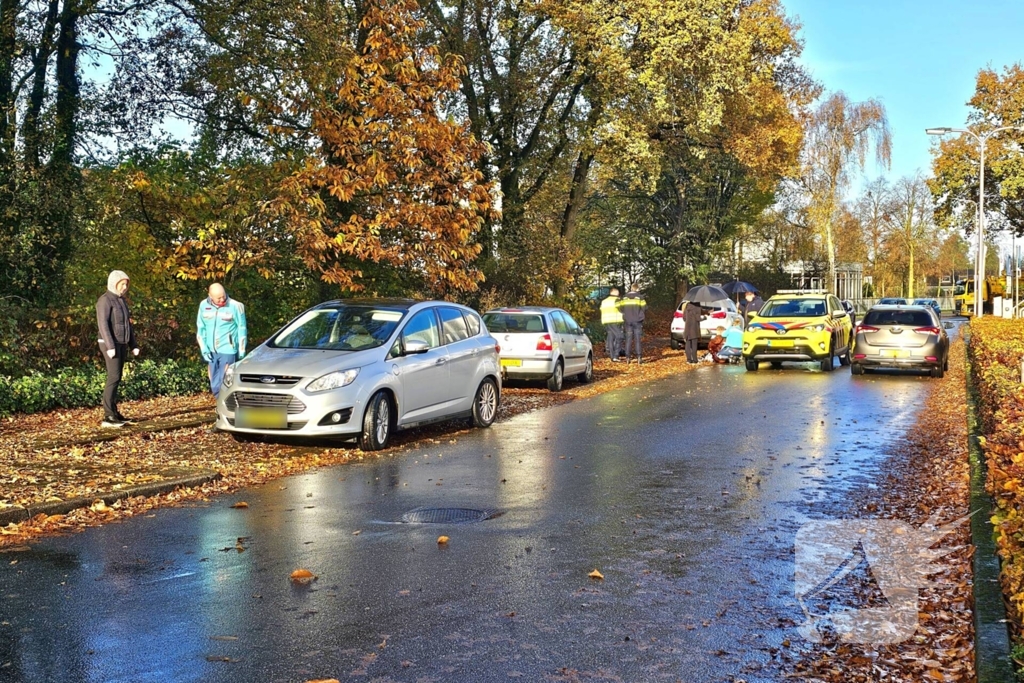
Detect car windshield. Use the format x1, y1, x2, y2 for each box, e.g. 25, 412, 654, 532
863, 309, 934, 327
270, 306, 405, 351
759, 298, 828, 318
879, 298, 906, 305
912, 299, 934, 306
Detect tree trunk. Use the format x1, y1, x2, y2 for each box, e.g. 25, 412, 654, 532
50, 0, 81, 170
23, 0, 59, 170
0, 0, 17, 167
907, 246, 914, 299
552, 149, 594, 299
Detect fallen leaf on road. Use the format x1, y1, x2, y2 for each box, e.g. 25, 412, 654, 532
437, 536, 449, 545
90, 500, 108, 512
210, 635, 238, 641
304, 680, 340, 683
290, 568, 317, 583
230, 501, 248, 509
588, 569, 604, 580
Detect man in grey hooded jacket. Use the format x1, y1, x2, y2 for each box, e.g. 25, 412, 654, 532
96, 270, 140, 427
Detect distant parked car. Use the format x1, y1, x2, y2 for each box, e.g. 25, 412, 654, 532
216, 299, 501, 450
877, 297, 907, 306
912, 298, 942, 318
670, 298, 743, 349
851, 305, 949, 378
482, 307, 593, 392
841, 299, 857, 327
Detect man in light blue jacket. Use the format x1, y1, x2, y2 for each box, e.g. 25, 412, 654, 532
196, 283, 247, 396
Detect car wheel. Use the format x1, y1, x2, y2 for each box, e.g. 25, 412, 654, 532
851, 363, 865, 375
930, 365, 945, 379
670, 339, 680, 350
547, 360, 564, 392
578, 354, 594, 383
820, 345, 834, 372
839, 335, 852, 366
359, 391, 392, 451
944, 355, 949, 371
471, 378, 499, 428
745, 359, 759, 371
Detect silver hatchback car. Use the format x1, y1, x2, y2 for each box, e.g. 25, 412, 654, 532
216, 299, 501, 450
482, 307, 594, 392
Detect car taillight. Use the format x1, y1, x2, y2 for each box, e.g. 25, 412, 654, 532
913, 326, 941, 336
537, 334, 552, 351
673, 311, 684, 319
855, 325, 879, 334
494, 343, 501, 354
710, 311, 727, 319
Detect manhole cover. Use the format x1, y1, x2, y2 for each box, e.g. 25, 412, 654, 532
401, 507, 503, 524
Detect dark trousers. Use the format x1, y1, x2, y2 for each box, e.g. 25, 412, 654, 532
604, 324, 623, 360
685, 337, 699, 363
624, 322, 643, 359
102, 343, 127, 419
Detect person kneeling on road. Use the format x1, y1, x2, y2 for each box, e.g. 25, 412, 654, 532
718, 319, 744, 364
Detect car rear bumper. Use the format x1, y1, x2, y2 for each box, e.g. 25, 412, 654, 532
499, 357, 557, 379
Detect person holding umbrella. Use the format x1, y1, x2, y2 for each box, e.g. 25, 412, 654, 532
740, 290, 765, 321
681, 298, 704, 363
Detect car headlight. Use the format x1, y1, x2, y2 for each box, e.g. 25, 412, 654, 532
812, 324, 825, 332
307, 368, 360, 393
223, 364, 235, 388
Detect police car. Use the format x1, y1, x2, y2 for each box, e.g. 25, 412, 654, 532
742, 290, 854, 372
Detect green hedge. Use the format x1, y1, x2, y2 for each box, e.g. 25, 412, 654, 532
0, 359, 208, 416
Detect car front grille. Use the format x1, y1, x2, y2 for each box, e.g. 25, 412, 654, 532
239, 374, 302, 387
226, 418, 308, 431
225, 392, 306, 414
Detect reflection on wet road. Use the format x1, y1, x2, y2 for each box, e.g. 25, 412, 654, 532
0, 362, 940, 682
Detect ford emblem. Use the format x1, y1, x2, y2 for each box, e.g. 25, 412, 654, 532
260, 376, 276, 384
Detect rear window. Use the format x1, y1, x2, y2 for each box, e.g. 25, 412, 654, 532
482, 312, 547, 334
863, 309, 934, 327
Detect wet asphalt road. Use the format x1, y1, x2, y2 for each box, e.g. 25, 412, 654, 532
0, 359, 943, 683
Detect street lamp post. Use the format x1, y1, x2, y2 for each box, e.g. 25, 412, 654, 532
926, 125, 1024, 317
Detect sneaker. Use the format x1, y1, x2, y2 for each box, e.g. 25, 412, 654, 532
115, 413, 135, 424
101, 418, 126, 428
610, 358, 620, 363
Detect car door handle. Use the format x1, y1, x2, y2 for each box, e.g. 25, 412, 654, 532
435, 357, 448, 365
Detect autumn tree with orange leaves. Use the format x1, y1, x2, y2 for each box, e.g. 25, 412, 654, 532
167, 0, 496, 297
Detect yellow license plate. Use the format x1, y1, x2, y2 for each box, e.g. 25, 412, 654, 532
881, 349, 910, 358
236, 406, 287, 429
500, 358, 522, 367
767, 339, 793, 348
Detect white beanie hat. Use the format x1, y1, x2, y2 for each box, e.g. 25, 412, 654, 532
107, 270, 129, 295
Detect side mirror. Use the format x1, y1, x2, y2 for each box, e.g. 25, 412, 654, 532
943, 321, 954, 330
404, 339, 430, 355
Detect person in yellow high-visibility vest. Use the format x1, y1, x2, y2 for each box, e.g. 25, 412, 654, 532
600, 287, 624, 362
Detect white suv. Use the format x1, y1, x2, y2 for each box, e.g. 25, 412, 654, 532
670, 298, 743, 349
482, 307, 594, 392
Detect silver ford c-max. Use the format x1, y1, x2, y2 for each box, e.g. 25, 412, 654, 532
216, 299, 501, 450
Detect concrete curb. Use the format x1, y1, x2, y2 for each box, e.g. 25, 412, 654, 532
0, 470, 222, 528
965, 343, 1016, 682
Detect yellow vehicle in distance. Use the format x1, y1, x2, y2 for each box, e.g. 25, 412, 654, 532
742, 290, 855, 372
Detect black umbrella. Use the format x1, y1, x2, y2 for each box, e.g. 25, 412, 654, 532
682, 284, 730, 304
721, 280, 758, 296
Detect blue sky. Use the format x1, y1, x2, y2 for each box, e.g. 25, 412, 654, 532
781, 0, 1024, 185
